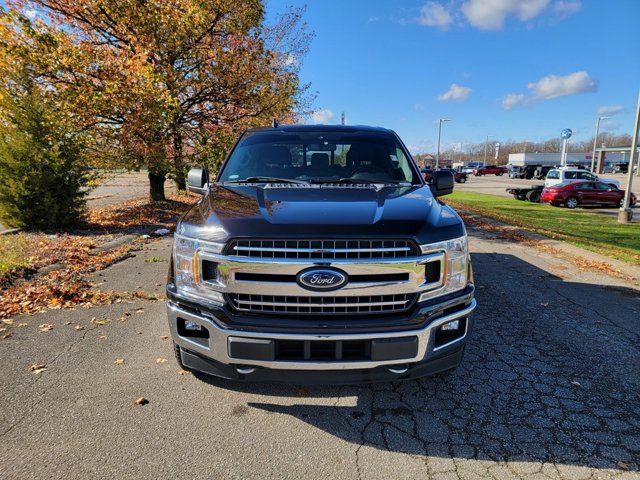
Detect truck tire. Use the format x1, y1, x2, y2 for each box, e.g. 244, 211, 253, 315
174, 342, 189, 370
565, 197, 579, 209
458, 176, 466, 183
526, 190, 541, 203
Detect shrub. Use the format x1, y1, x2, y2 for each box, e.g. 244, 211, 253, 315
0, 82, 90, 230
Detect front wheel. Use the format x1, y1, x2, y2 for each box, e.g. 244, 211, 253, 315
496, 172, 503, 176
565, 197, 579, 209
458, 176, 467, 183
526, 190, 541, 203
173, 342, 190, 371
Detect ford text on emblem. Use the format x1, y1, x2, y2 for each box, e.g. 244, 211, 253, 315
296, 267, 348, 292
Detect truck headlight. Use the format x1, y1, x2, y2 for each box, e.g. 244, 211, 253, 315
173, 234, 225, 305
419, 235, 469, 302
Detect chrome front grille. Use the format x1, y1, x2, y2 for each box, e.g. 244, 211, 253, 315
227, 293, 417, 315
225, 239, 419, 260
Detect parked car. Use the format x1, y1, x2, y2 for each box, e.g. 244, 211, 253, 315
170, 124, 476, 383
472, 165, 507, 176
544, 167, 620, 189
461, 162, 484, 174
422, 168, 467, 183
541, 181, 636, 209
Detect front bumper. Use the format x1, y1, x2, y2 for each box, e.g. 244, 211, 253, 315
166, 289, 476, 382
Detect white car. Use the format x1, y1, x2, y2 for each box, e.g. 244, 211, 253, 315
544, 168, 620, 189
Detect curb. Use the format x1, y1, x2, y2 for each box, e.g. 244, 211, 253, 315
460, 211, 640, 284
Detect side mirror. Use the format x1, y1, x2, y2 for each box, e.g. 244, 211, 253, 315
187, 168, 209, 195
429, 170, 454, 197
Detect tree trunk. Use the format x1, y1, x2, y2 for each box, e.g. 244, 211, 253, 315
148, 171, 166, 202
172, 123, 186, 191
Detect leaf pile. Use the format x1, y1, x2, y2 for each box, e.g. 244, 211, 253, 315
87, 194, 196, 233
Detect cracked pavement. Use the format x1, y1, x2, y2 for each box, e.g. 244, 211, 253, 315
1, 230, 639, 479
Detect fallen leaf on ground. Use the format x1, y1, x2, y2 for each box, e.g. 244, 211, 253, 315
75, 325, 84, 331
136, 331, 142, 335
178, 369, 191, 375
540, 302, 549, 307
160, 335, 169, 340
135, 308, 144, 314
571, 381, 581, 388
64, 321, 73, 325
156, 358, 167, 364
2, 319, 14, 325
39, 323, 54, 332
90, 318, 109, 325
29, 363, 46, 374
98, 335, 107, 339
114, 358, 125, 365
617, 461, 630, 471
134, 397, 149, 406
18, 323, 28, 327
3, 332, 12, 339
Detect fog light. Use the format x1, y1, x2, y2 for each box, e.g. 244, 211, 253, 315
440, 320, 459, 331
184, 320, 203, 331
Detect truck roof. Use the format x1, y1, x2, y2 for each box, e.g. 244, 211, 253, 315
246, 124, 395, 134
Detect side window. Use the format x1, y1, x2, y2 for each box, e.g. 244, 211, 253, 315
576, 182, 593, 190
564, 171, 578, 180
394, 147, 411, 182
595, 183, 613, 190
546, 170, 559, 179
577, 171, 594, 180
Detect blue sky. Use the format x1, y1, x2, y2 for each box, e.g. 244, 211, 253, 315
266, 0, 640, 153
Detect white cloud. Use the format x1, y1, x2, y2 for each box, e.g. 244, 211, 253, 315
419, 2, 453, 29
598, 105, 625, 116
502, 93, 528, 110
461, 0, 550, 30
551, 0, 582, 17
310, 109, 334, 124
438, 84, 472, 102
502, 71, 597, 109
528, 71, 597, 99
24, 8, 38, 20
416, 0, 579, 31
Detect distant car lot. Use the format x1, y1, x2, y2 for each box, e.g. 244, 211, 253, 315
457, 172, 640, 220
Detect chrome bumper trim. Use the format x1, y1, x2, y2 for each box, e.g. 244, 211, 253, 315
167, 298, 476, 371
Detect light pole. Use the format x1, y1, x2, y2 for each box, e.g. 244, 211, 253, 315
619, 90, 640, 223
483, 135, 492, 165
590, 116, 609, 173
436, 119, 450, 169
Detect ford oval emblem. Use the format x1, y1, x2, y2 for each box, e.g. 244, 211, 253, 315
296, 267, 348, 292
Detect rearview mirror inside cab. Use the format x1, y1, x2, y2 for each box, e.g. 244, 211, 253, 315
429, 170, 454, 197
187, 168, 209, 195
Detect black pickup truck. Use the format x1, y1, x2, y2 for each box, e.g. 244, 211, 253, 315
166, 125, 476, 383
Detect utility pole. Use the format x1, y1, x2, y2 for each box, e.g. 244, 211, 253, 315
341, 112, 346, 125
619, 90, 640, 223
483, 135, 491, 165
436, 119, 450, 169
590, 116, 609, 173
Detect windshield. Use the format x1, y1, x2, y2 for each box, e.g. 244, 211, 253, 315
218, 130, 420, 184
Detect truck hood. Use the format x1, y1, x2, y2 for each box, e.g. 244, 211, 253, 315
179, 184, 465, 244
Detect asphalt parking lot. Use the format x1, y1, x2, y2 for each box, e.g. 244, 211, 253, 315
1, 226, 639, 479
457, 173, 640, 220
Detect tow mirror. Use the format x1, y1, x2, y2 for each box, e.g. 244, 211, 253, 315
187, 168, 209, 195
429, 170, 454, 197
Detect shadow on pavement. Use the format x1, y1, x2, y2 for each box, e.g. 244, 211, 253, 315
196, 252, 640, 471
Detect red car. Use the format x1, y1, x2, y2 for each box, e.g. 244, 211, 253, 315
421, 168, 467, 183
472, 165, 507, 176
541, 181, 636, 209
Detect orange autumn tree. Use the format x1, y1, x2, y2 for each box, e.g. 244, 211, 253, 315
2, 1, 311, 200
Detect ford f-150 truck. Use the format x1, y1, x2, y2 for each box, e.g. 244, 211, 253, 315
166, 125, 476, 383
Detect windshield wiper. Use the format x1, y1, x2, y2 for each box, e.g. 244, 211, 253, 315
223, 176, 310, 185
